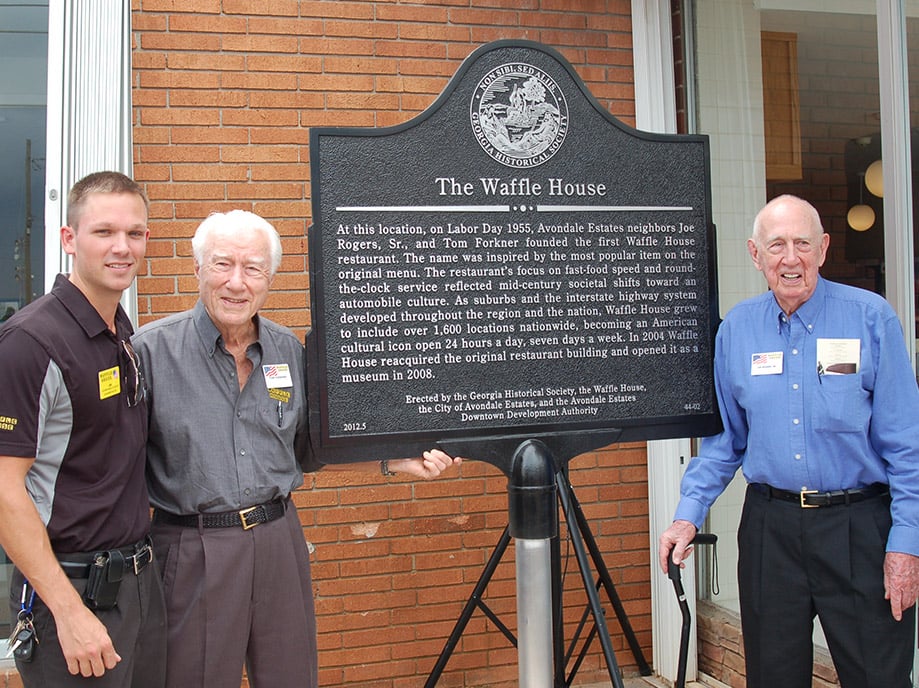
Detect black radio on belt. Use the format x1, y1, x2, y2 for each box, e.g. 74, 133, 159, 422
83, 550, 126, 611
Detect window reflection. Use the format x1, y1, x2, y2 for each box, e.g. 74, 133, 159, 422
0, 0, 47, 312
0, 0, 48, 640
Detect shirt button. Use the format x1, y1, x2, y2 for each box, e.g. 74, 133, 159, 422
792, 348, 799, 355
240, 449, 247, 456
244, 488, 251, 495
794, 453, 801, 460
792, 383, 799, 390
237, 411, 241, 418
807, 324, 813, 330
793, 418, 800, 425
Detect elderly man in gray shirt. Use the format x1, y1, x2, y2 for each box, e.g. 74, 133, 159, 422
133, 210, 458, 688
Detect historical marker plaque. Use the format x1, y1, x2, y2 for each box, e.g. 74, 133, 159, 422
307, 40, 721, 463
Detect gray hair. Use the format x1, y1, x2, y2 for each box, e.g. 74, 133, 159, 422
191, 210, 282, 276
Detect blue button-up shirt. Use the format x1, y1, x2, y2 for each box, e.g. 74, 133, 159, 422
675, 277, 919, 555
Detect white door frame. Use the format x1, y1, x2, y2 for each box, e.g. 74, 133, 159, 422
631, 3, 698, 683
45, 0, 136, 319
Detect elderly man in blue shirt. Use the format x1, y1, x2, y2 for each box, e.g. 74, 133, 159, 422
659, 194, 919, 688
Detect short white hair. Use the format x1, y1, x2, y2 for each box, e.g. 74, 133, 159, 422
191, 210, 282, 276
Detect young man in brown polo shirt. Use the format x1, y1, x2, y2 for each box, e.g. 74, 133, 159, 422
0, 171, 166, 687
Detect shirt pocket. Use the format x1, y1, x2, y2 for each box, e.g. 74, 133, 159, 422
262, 396, 295, 433
812, 373, 870, 433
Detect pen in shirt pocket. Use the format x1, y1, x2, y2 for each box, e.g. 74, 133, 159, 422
817, 361, 824, 384
277, 401, 283, 426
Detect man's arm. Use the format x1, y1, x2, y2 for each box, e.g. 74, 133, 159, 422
0, 456, 120, 677
320, 449, 461, 479
383, 449, 461, 479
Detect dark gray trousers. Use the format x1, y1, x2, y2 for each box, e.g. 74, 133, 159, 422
11, 555, 167, 688
152, 503, 318, 688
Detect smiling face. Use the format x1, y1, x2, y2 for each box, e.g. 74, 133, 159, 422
61, 191, 149, 313
196, 225, 274, 339
747, 195, 829, 316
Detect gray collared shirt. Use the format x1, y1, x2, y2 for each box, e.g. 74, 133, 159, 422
134, 301, 319, 514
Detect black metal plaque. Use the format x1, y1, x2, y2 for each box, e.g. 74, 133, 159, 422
307, 39, 721, 463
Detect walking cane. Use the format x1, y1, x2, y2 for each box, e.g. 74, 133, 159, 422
667, 533, 718, 688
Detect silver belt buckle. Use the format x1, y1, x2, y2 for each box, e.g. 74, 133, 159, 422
130, 544, 153, 574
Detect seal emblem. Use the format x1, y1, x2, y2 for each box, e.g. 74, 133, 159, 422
470, 62, 569, 168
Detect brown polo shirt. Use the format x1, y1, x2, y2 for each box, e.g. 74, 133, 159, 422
0, 274, 150, 552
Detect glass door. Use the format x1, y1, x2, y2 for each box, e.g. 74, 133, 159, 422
0, 0, 48, 316
0, 0, 49, 642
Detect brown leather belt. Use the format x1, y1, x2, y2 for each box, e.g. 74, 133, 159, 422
153, 497, 287, 530
750, 482, 889, 508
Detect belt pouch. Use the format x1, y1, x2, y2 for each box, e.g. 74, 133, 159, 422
82, 550, 125, 611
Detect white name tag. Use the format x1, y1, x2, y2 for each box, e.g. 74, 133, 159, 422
751, 351, 783, 376
262, 363, 293, 388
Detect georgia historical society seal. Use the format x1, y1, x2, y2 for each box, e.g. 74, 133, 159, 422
470, 62, 569, 169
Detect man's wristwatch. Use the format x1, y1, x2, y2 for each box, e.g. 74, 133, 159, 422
380, 459, 396, 477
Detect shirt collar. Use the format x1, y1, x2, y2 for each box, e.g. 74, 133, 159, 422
192, 300, 262, 357
51, 273, 131, 340
772, 275, 825, 335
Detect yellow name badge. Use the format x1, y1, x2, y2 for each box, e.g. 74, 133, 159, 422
269, 388, 291, 403
98, 366, 121, 400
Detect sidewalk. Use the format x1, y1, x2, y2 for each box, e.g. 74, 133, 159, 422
581, 677, 715, 688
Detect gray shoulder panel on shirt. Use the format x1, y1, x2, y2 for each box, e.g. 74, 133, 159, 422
25, 359, 72, 526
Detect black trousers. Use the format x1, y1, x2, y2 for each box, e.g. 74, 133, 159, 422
738, 485, 914, 688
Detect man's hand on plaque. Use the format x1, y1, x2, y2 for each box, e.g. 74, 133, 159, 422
387, 450, 462, 480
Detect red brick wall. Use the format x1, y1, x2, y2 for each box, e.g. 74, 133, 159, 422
132, 0, 637, 335
300, 444, 651, 687
0, 669, 23, 688
130, 2, 649, 686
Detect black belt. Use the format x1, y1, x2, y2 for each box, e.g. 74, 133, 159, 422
57, 536, 154, 579
750, 482, 889, 508
153, 497, 287, 530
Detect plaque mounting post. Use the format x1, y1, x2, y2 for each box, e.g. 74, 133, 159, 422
508, 440, 557, 687
424, 432, 652, 688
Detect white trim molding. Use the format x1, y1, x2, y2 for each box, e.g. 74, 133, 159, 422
44, 0, 136, 320
631, 2, 697, 683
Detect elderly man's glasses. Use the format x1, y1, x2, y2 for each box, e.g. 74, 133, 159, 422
121, 339, 144, 408
207, 258, 270, 280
